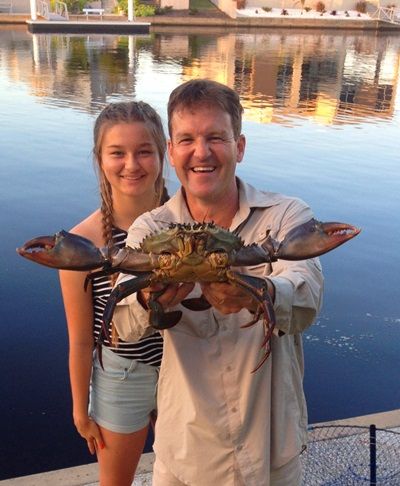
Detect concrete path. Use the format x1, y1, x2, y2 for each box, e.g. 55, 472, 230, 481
0, 453, 154, 485
1, 409, 399, 485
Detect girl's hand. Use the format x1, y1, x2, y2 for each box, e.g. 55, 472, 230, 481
74, 416, 105, 455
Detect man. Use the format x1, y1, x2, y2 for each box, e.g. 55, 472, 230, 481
113, 79, 323, 485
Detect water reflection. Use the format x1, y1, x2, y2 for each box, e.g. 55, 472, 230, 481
1, 27, 399, 124
234, 32, 400, 124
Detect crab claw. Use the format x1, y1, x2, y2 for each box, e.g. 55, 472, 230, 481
271, 219, 361, 261
16, 230, 105, 270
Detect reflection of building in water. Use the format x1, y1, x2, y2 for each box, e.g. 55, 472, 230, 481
152, 34, 190, 59
173, 31, 400, 125
338, 40, 400, 122
1, 28, 399, 125
231, 33, 399, 125
180, 34, 236, 88
2, 30, 140, 113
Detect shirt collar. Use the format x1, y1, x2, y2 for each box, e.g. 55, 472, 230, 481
166, 177, 281, 229
232, 178, 281, 231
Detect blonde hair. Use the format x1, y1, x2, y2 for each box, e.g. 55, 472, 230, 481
93, 101, 167, 250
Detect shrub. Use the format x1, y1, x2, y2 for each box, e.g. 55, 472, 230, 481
116, 0, 156, 16
262, 5, 272, 10
304, 6, 311, 10
61, 0, 85, 13
355, 0, 366, 12
315, 0, 325, 11
135, 2, 156, 15
189, 7, 198, 14
330, 9, 336, 14
281, 8, 288, 14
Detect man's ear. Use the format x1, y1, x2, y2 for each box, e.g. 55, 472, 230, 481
167, 139, 175, 167
236, 134, 246, 163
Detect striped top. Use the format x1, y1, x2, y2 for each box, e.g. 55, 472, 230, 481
91, 227, 163, 367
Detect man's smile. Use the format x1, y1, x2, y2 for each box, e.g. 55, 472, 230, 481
191, 166, 216, 173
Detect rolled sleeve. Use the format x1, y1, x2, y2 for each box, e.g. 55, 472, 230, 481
113, 289, 154, 342
112, 217, 160, 342
270, 258, 324, 334
112, 267, 155, 342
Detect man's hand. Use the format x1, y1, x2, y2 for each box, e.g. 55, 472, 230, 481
139, 282, 195, 310
201, 279, 275, 315
138, 279, 274, 316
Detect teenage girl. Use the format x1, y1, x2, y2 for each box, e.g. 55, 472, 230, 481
59, 101, 167, 486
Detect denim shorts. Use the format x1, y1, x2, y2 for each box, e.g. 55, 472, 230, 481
89, 346, 159, 434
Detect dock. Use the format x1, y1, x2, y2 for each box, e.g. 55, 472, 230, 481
1, 11, 400, 32
1, 409, 399, 485
25, 19, 150, 34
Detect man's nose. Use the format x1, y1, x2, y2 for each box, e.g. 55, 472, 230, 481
193, 138, 211, 159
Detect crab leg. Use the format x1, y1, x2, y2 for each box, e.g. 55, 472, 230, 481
103, 273, 153, 333
226, 271, 275, 372
269, 219, 361, 261
148, 289, 183, 330
103, 274, 184, 335
181, 295, 212, 311
231, 219, 361, 267
16, 231, 106, 270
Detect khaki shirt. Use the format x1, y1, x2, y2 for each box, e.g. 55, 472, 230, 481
113, 179, 323, 486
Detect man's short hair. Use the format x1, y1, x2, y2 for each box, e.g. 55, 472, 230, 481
167, 79, 243, 140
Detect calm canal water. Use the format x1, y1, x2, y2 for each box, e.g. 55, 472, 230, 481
1, 25, 399, 479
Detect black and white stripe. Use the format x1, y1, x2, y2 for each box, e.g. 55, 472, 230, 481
92, 227, 162, 367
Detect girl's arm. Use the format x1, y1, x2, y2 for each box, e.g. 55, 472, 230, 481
59, 223, 105, 454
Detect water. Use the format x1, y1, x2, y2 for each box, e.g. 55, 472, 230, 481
0, 25, 399, 479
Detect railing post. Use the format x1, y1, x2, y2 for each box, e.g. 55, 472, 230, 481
30, 0, 37, 20
369, 424, 376, 485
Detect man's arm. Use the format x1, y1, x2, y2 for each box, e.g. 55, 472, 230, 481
111, 217, 159, 342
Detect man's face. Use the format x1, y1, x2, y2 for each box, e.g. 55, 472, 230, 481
168, 104, 245, 209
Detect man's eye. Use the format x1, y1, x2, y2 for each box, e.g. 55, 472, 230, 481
177, 138, 192, 145
209, 136, 224, 143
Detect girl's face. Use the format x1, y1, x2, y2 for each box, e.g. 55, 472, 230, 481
100, 122, 161, 200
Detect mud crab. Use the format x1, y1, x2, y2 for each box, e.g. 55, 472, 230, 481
17, 219, 360, 371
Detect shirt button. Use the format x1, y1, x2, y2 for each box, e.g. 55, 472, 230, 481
231, 407, 237, 413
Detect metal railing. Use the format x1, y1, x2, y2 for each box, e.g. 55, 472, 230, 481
37, 0, 69, 20
38, 0, 50, 19
55, 1, 69, 19
370, 6, 400, 24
